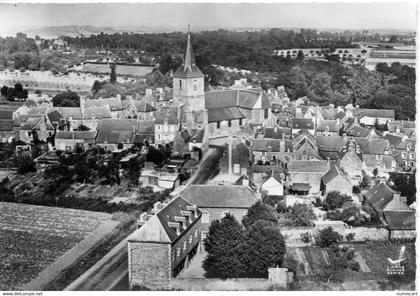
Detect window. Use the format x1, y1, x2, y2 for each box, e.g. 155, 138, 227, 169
409, 153, 414, 160
264, 109, 269, 119
158, 134, 161, 140
409, 161, 414, 167
202, 211, 209, 223
183, 241, 187, 251
189, 235, 193, 244
376, 154, 382, 160
228, 120, 232, 127
402, 152, 407, 159
177, 248, 181, 257
193, 80, 198, 91
221, 211, 231, 218
157, 125, 161, 131
216, 122, 220, 129
195, 229, 198, 238
27, 132, 31, 137
239, 119, 243, 126
179, 80, 182, 90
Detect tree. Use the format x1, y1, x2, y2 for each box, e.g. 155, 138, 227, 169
15, 157, 37, 175
126, 157, 142, 186
323, 191, 352, 211
242, 220, 286, 278
296, 50, 304, 61
318, 245, 359, 283
285, 203, 316, 226
242, 201, 278, 229
92, 80, 107, 94
52, 91, 80, 107
75, 124, 90, 131
315, 226, 343, 248
110, 63, 117, 84
1, 85, 8, 97
203, 213, 246, 279
389, 172, 416, 205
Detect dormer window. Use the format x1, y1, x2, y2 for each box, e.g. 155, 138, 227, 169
179, 80, 182, 91
193, 80, 198, 91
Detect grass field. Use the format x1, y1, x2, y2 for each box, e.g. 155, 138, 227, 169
0, 202, 114, 290
74, 63, 153, 76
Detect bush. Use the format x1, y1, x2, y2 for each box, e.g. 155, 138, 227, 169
326, 209, 341, 220
282, 253, 299, 275
242, 201, 278, 229
315, 227, 343, 248
15, 157, 37, 175
323, 191, 352, 211
345, 232, 356, 242
300, 231, 312, 243
276, 200, 288, 213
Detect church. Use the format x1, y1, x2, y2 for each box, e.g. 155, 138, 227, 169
156, 30, 273, 155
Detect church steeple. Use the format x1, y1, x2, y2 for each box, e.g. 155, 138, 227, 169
174, 26, 204, 78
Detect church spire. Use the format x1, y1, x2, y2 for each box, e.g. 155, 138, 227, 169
184, 24, 195, 72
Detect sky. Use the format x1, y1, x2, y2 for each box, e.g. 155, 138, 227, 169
0, 2, 417, 36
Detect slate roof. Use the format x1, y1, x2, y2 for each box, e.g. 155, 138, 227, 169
55, 131, 97, 140
365, 182, 395, 212
154, 107, 180, 124
207, 107, 246, 122
396, 139, 415, 151
383, 211, 415, 230
0, 109, 14, 120
173, 33, 204, 79
387, 120, 416, 132
180, 184, 257, 208
20, 117, 53, 130
346, 125, 370, 137
179, 128, 205, 143
316, 120, 339, 132
287, 160, 330, 173
252, 139, 281, 152
355, 138, 390, 154
205, 89, 270, 110
262, 170, 283, 185
321, 165, 349, 184
316, 136, 346, 152
292, 183, 310, 191
84, 97, 122, 110
96, 119, 139, 144
0, 119, 14, 131
358, 108, 395, 119
383, 134, 403, 148
128, 196, 202, 244
264, 127, 292, 139
363, 154, 395, 169
291, 118, 314, 130
252, 165, 286, 174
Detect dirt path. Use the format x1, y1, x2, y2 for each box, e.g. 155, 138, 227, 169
354, 251, 371, 272
293, 248, 311, 274
23, 219, 119, 291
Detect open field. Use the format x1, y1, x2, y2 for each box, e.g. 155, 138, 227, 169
289, 241, 416, 290
0, 202, 116, 290
72, 63, 153, 76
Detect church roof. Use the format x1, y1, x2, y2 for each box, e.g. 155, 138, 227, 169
173, 33, 204, 79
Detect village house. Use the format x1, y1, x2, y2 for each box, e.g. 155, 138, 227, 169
287, 160, 330, 195
338, 137, 364, 185
291, 118, 315, 135
0, 108, 18, 142
321, 164, 353, 196
128, 197, 202, 289
54, 130, 97, 152
315, 119, 340, 137
316, 135, 346, 160
218, 136, 252, 177
95, 119, 142, 151
18, 111, 63, 144
260, 170, 284, 196
355, 108, 395, 126
154, 107, 182, 145
385, 120, 415, 137
252, 138, 293, 165
355, 137, 396, 176
393, 138, 416, 172
180, 184, 258, 238
53, 106, 112, 131
139, 162, 181, 192
292, 131, 321, 161
173, 128, 205, 160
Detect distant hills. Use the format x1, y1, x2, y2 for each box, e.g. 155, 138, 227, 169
5, 25, 416, 39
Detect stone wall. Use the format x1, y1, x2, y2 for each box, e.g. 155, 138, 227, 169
390, 230, 416, 240
128, 242, 171, 289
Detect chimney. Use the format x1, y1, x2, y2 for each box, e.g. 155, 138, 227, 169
168, 222, 181, 235
137, 212, 152, 227
186, 205, 198, 218
399, 195, 407, 204
242, 176, 250, 187
327, 157, 330, 166
174, 216, 187, 229
181, 210, 193, 223
228, 139, 233, 175
146, 88, 153, 96
393, 192, 401, 200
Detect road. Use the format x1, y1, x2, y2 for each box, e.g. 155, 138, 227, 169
65, 146, 225, 291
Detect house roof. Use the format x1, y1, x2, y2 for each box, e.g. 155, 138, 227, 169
387, 120, 416, 132
180, 184, 257, 208
346, 125, 370, 137
383, 134, 403, 148
383, 210, 415, 230
358, 108, 395, 119
55, 131, 97, 140
292, 118, 314, 130
264, 126, 292, 139
84, 97, 122, 110
0, 119, 14, 131
396, 139, 415, 151
363, 154, 395, 169
252, 139, 281, 152
128, 196, 202, 244
205, 89, 270, 110
321, 165, 350, 184
288, 160, 330, 173
253, 165, 286, 174
0, 109, 14, 120
316, 120, 339, 132
20, 116, 54, 131
355, 137, 390, 154
262, 170, 283, 185
365, 182, 395, 212
154, 107, 180, 124
383, 195, 411, 212
316, 136, 346, 152
96, 119, 139, 144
